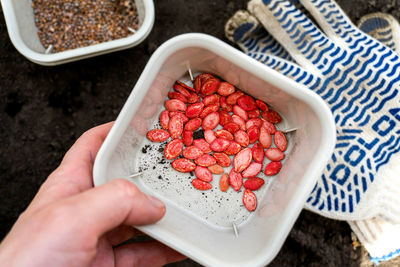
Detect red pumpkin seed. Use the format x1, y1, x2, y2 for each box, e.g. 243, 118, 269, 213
264, 161, 282, 176
233, 147, 252, 172
171, 158, 196, 172
210, 138, 231, 152
220, 173, 230, 192
242, 162, 262, 177
185, 118, 202, 131
182, 130, 193, 146
237, 95, 257, 111
208, 164, 224, 174
202, 111, 220, 130
195, 154, 217, 167
252, 142, 265, 163
159, 110, 170, 130
195, 166, 213, 182
229, 169, 243, 191
243, 177, 265, 190
183, 146, 204, 159
243, 189, 257, 211
193, 139, 212, 153
164, 139, 184, 159
213, 152, 231, 167
165, 99, 187, 112
265, 148, 285, 161
192, 178, 212, 190
217, 81, 235, 96
204, 129, 217, 144
146, 129, 170, 142
274, 131, 287, 151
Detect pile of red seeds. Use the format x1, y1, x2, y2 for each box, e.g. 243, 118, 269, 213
146, 73, 287, 212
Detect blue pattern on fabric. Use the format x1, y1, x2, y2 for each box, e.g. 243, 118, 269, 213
233, 0, 400, 218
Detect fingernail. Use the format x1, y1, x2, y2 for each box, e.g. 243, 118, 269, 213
147, 195, 165, 209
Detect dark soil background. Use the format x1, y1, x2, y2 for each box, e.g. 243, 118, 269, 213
1, 0, 400, 266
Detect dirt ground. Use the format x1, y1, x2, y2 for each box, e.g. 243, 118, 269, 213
1, 0, 400, 266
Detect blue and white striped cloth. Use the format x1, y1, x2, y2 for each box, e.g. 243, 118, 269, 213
225, 0, 400, 263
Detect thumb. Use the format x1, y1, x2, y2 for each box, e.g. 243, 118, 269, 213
57, 179, 165, 237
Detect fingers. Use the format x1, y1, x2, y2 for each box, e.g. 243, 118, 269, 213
56, 179, 166, 238
114, 241, 186, 267
29, 122, 114, 211
106, 225, 143, 246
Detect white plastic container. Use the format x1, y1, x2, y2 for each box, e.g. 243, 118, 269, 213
93, 33, 336, 267
0, 0, 154, 65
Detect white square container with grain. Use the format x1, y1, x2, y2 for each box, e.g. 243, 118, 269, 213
0, 0, 154, 65
93, 33, 336, 266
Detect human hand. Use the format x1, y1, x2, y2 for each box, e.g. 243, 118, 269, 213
0, 122, 186, 267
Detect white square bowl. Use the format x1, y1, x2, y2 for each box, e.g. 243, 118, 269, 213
0, 0, 154, 65
93, 33, 336, 267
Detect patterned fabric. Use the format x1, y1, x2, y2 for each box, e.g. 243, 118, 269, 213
225, 0, 400, 263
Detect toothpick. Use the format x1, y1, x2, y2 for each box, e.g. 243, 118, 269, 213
128, 172, 143, 178
45, 45, 53, 54
186, 61, 194, 81
232, 222, 239, 237
282, 127, 297, 134
128, 27, 137, 33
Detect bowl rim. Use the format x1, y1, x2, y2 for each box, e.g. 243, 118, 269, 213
0, 0, 155, 65
93, 33, 337, 266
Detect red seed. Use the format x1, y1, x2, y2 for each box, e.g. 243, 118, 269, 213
264, 161, 282, 176
186, 103, 204, 118
193, 139, 212, 153
265, 148, 285, 161
226, 91, 244, 105
215, 129, 234, 140
233, 105, 248, 121
233, 147, 252, 172
168, 92, 188, 103
185, 118, 202, 131
146, 129, 170, 142
218, 110, 233, 126
165, 99, 187, 112
164, 139, 184, 159
208, 164, 224, 174
173, 84, 191, 98
252, 142, 265, 163
192, 178, 213, 190
159, 110, 170, 130
200, 104, 220, 118
220, 96, 233, 112
247, 126, 260, 144
213, 152, 231, 167
183, 146, 204, 159
262, 110, 282, 124
234, 130, 250, 147
274, 131, 287, 151
217, 81, 235, 96
204, 129, 217, 144
220, 173, 230, 192
195, 166, 213, 182
224, 141, 241, 155
168, 115, 184, 139
201, 78, 220, 96
247, 109, 261, 119
246, 118, 263, 129
259, 127, 272, 148
182, 130, 194, 146
175, 80, 196, 93
195, 154, 217, 167
187, 91, 200, 103
171, 158, 196, 173
210, 138, 231, 152
237, 95, 257, 111
256, 100, 269, 112
232, 115, 246, 130
223, 122, 240, 134
229, 169, 243, 191
202, 94, 220, 106
243, 177, 265, 190
169, 112, 189, 124
202, 112, 220, 130
194, 73, 215, 94
242, 162, 263, 177
243, 189, 257, 211
261, 120, 277, 134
